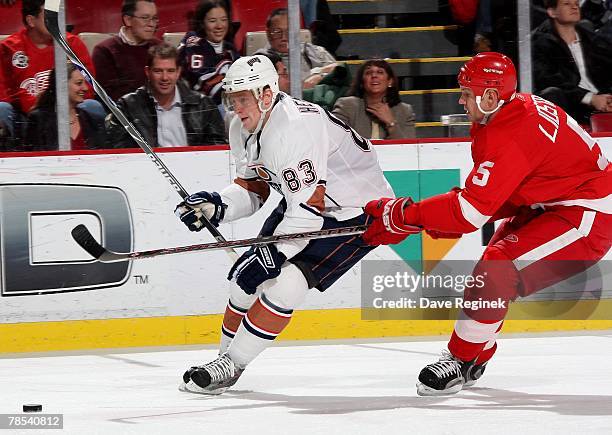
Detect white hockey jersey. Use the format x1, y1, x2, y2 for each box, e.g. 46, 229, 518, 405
227, 93, 394, 259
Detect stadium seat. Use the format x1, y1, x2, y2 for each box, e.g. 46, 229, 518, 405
78, 32, 114, 55
245, 29, 311, 55
163, 32, 185, 47
590, 112, 612, 133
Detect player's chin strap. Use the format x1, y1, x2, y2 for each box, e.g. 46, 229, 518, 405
476, 90, 516, 124
248, 92, 280, 135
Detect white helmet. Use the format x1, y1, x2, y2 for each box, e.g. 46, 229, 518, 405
222, 55, 280, 133
223, 55, 279, 101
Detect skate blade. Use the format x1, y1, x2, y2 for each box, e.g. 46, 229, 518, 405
416, 381, 463, 396
178, 380, 228, 396
463, 379, 478, 388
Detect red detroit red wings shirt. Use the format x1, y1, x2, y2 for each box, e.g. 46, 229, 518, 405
0, 29, 94, 113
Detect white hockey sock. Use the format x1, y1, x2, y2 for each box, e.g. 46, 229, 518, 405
227, 264, 309, 368
219, 333, 233, 356
228, 292, 293, 368
219, 287, 258, 354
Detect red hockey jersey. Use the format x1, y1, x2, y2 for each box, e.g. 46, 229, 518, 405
409, 93, 612, 233
0, 29, 94, 113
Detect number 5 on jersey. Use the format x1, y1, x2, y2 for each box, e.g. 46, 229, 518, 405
472, 161, 494, 186
281, 160, 317, 193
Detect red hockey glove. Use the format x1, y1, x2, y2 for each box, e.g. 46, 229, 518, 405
425, 229, 463, 239
362, 197, 422, 245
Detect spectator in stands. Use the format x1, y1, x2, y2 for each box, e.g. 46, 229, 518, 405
178, 0, 239, 109
106, 43, 226, 148
257, 8, 337, 90
0, 0, 97, 146
332, 59, 415, 139
258, 50, 349, 111
259, 52, 290, 93
302, 62, 351, 111
24, 63, 106, 150
92, 0, 162, 102
532, 0, 612, 124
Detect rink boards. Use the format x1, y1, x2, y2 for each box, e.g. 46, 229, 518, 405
1, 137, 611, 353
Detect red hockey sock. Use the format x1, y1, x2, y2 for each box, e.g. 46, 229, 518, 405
475, 342, 498, 365
448, 330, 486, 362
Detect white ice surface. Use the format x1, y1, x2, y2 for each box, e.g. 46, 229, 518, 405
1, 333, 611, 435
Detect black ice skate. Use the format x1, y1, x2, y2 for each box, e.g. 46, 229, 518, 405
416, 350, 474, 396
179, 353, 243, 395
463, 360, 487, 388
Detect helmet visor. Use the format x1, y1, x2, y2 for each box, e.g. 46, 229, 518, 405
222, 91, 259, 113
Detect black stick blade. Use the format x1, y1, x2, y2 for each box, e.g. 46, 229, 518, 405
71, 225, 106, 259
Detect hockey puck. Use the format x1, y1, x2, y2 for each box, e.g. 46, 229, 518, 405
23, 404, 42, 412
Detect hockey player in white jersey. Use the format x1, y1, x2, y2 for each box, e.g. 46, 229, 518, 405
175, 55, 394, 394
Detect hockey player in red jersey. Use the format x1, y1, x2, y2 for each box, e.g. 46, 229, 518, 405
362, 52, 612, 396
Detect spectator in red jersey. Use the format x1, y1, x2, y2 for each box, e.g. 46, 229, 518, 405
92, 0, 162, 102
177, 0, 239, 109
0, 0, 97, 146
24, 63, 106, 150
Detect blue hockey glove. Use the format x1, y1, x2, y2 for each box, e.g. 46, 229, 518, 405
227, 244, 287, 294
175, 191, 226, 231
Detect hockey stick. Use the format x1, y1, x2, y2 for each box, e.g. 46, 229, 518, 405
43, 0, 238, 262
71, 224, 377, 263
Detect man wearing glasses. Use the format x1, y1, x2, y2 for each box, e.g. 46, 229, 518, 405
92, 0, 161, 101
257, 8, 337, 91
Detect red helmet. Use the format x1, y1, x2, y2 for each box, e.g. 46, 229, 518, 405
458, 52, 517, 101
